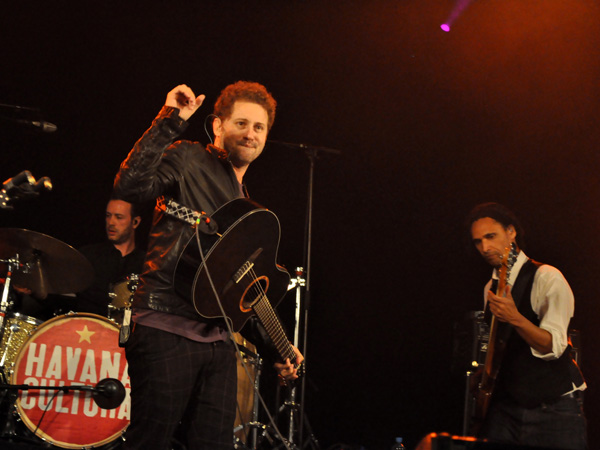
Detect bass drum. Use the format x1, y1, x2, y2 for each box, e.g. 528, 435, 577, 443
11, 313, 130, 449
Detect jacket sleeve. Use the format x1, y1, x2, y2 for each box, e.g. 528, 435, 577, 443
114, 106, 189, 203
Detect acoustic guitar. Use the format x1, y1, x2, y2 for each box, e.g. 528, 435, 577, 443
173, 198, 300, 367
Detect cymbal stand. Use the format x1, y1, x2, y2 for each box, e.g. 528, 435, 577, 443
0, 256, 18, 321
0, 255, 21, 439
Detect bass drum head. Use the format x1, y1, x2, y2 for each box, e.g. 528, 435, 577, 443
10, 313, 130, 449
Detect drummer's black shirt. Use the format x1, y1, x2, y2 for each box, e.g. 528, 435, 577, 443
76, 241, 145, 317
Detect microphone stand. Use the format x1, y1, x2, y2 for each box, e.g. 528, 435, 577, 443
268, 140, 341, 449
0, 378, 125, 442
0, 378, 125, 407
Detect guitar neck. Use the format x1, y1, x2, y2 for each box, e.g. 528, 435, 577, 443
471, 244, 517, 433
252, 296, 297, 365
482, 276, 506, 374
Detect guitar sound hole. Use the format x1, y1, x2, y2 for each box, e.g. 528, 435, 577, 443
240, 276, 269, 312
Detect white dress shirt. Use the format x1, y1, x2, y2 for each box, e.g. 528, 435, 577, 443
483, 251, 573, 361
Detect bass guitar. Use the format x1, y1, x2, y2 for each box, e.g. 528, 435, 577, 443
472, 242, 518, 432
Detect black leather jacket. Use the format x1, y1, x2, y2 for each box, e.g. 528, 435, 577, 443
114, 106, 243, 319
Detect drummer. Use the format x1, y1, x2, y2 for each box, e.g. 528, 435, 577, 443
76, 197, 146, 317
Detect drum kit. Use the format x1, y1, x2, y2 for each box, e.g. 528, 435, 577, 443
0, 228, 269, 449
0, 173, 290, 450
0, 228, 128, 449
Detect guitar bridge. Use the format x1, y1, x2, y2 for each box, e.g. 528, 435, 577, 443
221, 248, 264, 296
233, 248, 263, 284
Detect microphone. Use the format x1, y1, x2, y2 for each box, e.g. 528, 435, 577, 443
91, 378, 126, 410
14, 119, 58, 133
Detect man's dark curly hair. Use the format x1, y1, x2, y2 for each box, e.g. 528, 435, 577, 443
213, 81, 277, 130
465, 202, 526, 249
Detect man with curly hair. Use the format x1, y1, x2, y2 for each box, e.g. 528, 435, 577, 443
114, 82, 302, 450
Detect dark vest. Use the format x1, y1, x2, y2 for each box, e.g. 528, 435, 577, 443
495, 259, 584, 408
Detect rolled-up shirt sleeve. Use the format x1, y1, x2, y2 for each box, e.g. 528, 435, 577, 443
530, 265, 574, 360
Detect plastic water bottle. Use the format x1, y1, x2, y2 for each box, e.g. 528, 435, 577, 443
391, 436, 405, 449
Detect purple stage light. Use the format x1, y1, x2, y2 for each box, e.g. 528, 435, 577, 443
441, 0, 475, 32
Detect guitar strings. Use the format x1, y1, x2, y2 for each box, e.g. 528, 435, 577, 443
247, 268, 296, 363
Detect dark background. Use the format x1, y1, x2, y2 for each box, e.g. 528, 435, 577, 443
2, 1, 599, 449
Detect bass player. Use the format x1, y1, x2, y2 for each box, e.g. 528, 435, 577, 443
467, 202, 586, 449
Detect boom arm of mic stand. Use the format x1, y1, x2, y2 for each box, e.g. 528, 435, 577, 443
267, 140, 342, 156
1, 383, 94, 393
0, 378, 126, 410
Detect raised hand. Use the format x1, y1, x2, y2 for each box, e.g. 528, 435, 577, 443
165, 84, 206, 121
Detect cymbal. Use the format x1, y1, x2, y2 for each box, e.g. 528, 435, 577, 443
0, 228, 94, 299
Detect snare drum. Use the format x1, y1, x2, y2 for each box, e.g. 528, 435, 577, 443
11, 313, 130, 449
0, 312, 42, 371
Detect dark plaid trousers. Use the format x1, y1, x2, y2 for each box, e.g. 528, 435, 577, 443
122, 323, 237, 450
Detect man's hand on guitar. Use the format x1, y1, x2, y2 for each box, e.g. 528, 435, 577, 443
274, 345, 304, 383
487, 285, 522, 325
489, 286, 554, 355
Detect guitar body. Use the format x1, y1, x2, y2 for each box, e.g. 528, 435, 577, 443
471, 334, 508, 433
173, 198, 291, 332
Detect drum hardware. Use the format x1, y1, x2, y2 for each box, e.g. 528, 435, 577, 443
108, 274, 138, 331
108, 274, 139, 310
118, 309, 132, 347
108, 275, 137, 345
0, 255, 25, 380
